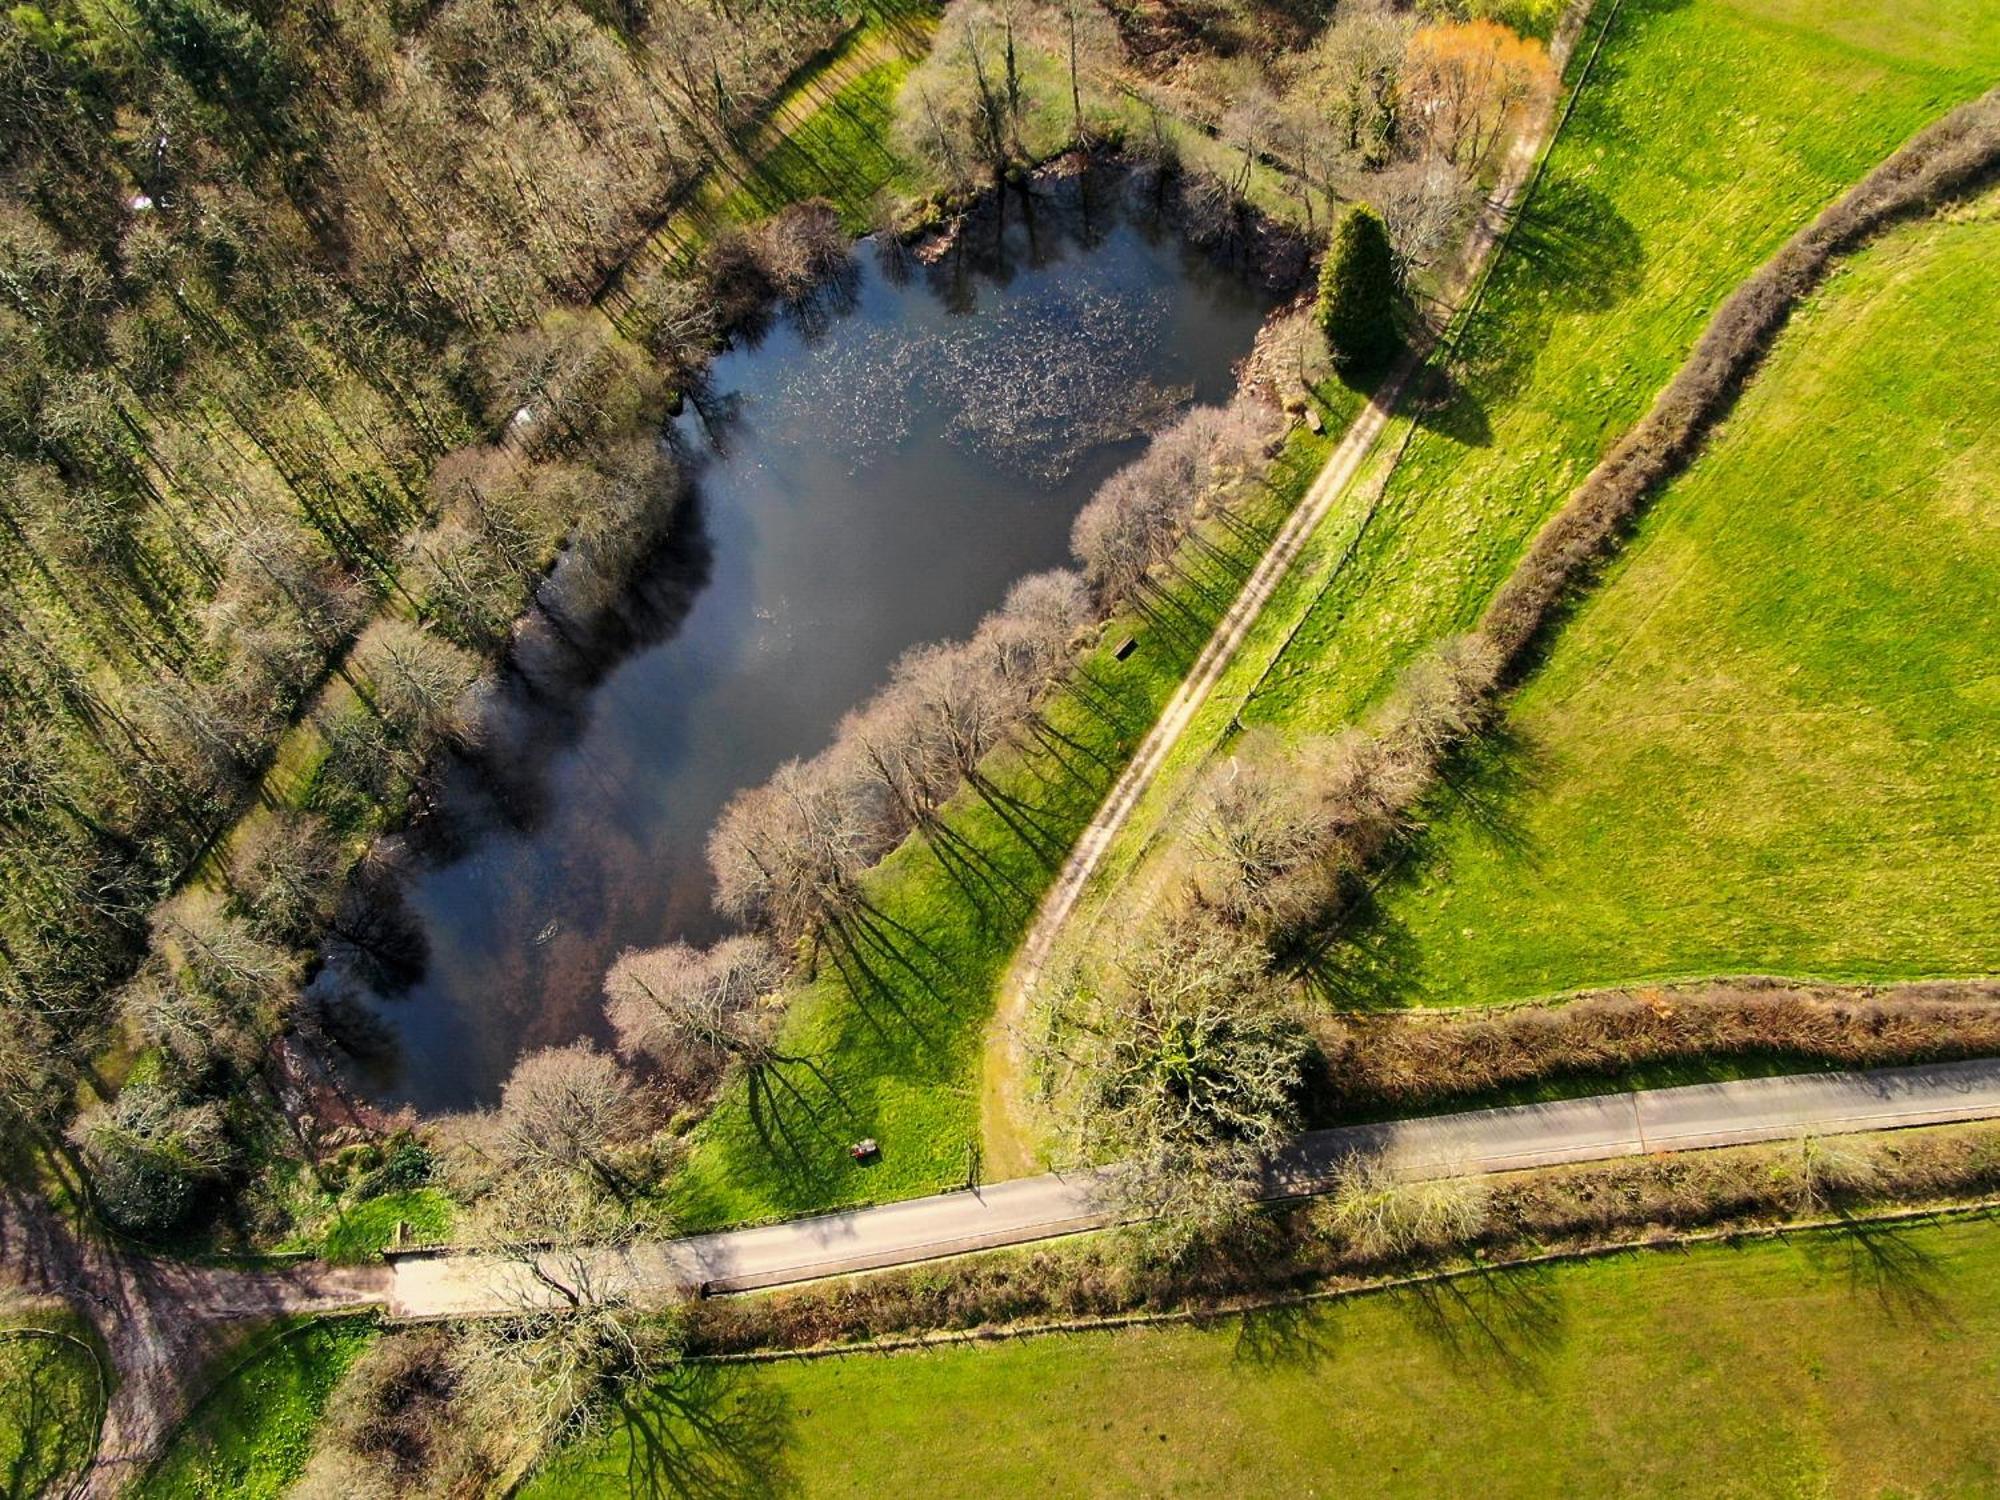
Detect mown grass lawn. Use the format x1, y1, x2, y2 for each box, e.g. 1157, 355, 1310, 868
524, 1216, 2000, 1497
1367, 195, 2000, 1007
135, 1315, 377, 1500
0, 1315, 103, 1497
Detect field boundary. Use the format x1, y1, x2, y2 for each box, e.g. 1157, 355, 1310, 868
1480, 84, 2000, 670
691, 1196, 2000, 1365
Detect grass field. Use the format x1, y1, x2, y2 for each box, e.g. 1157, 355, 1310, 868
1072, 0, 2000, 923
1365, 195, 2000, 1007
524, 1215, 2000, 1497
0, 1316, 103, 1497
135, 1315, 377, 1500
669, 426, 1345, 1228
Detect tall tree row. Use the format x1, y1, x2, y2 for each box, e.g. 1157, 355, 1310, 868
0, 0, 847, 1175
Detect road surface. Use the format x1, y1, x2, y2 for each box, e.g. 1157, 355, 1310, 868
384, 1057, 2000, 1318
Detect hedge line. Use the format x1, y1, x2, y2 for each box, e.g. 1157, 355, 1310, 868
1479, 85, 2000, 670
1315, 978, 2000, 1111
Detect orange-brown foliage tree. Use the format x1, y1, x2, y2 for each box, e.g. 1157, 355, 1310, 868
1401, 20, 1555, 171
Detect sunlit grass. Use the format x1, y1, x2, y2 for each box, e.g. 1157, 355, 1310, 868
1369, 197, 2000, 1006
1065, 0, 2000, 1009
524, 1216, 2000, 1497
135, 1315, 377, 1500
1245, 0, 2000, 734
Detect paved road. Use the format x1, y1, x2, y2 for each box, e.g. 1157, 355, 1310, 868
383, 1057, 2000, 1318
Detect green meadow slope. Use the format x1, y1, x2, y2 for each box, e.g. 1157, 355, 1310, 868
1242, 0, 2000, 734
1085, 0, 2000, 914
525, 1217, 2000, 1497
1371, 196, 2000, 1006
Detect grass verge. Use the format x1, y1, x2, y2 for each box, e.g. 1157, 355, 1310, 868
134, 1314, 378, 1500
524, 1214, 2000, 1497
0, 1313, 105, 1497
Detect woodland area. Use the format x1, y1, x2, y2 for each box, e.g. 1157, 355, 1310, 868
0, 0, 1565, 1259
0, 0, 852, 1220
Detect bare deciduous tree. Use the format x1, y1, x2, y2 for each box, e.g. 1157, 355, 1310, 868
1375, 154, 1474, 282
1033, 909, 1307, 1256
453, 1161, 678, 1460
1288, 0, 1412, 167
1188, 733, 1337, 935
707, 748, 887, 949
604, 934, 786, 1065
228, 809, 343, 945
351, 618, 487, 762
491, 1042, 637, 1196
1070, 399, 1276, 614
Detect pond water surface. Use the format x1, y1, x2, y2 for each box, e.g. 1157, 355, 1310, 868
345, 189, 1279, 1111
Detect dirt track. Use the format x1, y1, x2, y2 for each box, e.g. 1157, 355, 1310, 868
0, 1188, 384, 1498
980, 2, 1609, 1165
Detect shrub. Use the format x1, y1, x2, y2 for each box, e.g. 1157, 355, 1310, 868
1317, 205, 1398, 371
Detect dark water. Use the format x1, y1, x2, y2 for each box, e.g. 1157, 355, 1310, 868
344, 190, 1279, 1111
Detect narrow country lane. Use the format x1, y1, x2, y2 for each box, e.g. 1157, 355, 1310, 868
386, 1057, 2000, 1317
13, 1054, 2000, 1491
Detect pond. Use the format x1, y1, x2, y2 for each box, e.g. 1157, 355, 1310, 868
341, 181, 1281, 1111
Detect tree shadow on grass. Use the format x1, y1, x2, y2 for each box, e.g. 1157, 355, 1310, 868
0, 1333, 95, 1500
1385, 1263, 1567, 1391
1457, 175, 1646, 406
1805, 1214, 1957, 1324
1406, 360, 1494, 448
599, 1361, 798, 1499
1287, 724, 1544, 1010
1231, 1299, 1341, 1371
742, 1056, 855, 1191
1290, 878, 1429, 1012
1430, 722, 1547, 868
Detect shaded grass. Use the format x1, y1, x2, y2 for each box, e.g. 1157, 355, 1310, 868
711, 55, 922, 233
668, 430, 1333, 1229
311, 1187, 454, 1264
134, 1315, 377, 1500
1368, 196, 2000, 1006
524, 1216, 2000, 1497
0, 1314, 103, 1500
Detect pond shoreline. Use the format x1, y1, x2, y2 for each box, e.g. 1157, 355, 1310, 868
300, 150, 1310, 1119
